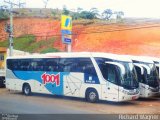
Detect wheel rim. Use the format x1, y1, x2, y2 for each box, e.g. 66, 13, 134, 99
24, 86, 29, 94
89, 92, 96, 101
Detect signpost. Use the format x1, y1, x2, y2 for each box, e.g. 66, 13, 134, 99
61, 15, 72, 52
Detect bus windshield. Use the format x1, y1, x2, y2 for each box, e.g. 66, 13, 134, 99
147, 64, 159, 87
133, 61, 159, 88
95, 58, 139, 89
119, 62, 139, 89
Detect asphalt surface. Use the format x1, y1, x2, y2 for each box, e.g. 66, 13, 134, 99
0, 89, 91, 114
0, 88, 160, 120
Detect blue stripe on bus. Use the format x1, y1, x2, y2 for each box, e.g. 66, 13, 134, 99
13, 71, 70, 95
12, 71, 100, 95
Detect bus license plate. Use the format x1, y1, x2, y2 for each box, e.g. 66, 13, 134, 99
132, 96, 137, 100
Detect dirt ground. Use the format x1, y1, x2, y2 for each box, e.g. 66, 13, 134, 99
1, 18, 160, 57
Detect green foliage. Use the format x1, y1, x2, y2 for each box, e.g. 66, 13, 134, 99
0, 35, 59, 53
26, 37, 56, 53
89, 8, 99, 18
80, 11, 95, 19
71, 8, 99, 20
115, 11, 124, 20
0, 10, 9, 20
62, 6, 70, 15
102, 9, 113, 20
40, 48, 59, 53
0, 40, 8, 47
20, 37, 56, 53
13, 35, 35, 51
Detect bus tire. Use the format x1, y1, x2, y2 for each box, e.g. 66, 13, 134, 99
86, 89, 99, 103
22, 83, 31, 96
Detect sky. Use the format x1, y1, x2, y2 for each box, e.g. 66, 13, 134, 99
1, 0, 160, 18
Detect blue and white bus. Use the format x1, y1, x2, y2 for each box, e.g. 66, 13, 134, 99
6, 52, 139, 102
128, 56, 159, 98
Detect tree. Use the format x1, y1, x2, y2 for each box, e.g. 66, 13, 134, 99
71, 12, 80, 20
115, 11, 124, 19
43, 0, 49, 8
77, 7, 83, 13
102, 9, 113, 20
0, 7, 9, 20
89, 7, 99, 19
80, 11, 95, 19
62, 5, 70, 15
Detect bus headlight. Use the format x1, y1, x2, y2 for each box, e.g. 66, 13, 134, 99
122, 90, 128, 94
122, 89, 139, 95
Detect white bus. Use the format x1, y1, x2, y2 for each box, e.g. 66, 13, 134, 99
129, 56, 159, 98
146, 57, 160, 93
150, 57, 160, 79
6, 52, 139, 102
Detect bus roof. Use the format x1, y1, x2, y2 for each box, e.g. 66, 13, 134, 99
125, 55, 154, 64
7, 52, 132, 62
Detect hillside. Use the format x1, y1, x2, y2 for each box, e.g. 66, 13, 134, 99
0, 17, 160, 57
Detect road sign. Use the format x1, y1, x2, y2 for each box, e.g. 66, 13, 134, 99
62, 34, 72, 44
61, 30, 72, 35
61, 15, 72, 31
64, 38, 71, 43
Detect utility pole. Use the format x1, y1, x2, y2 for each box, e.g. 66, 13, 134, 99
4, 0, 25, 56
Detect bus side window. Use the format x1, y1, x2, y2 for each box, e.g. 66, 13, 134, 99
7, 59, 13, 70
44, 58, 60, 72
61, 58, 76, 72
13, 60, 19, 70
77, 58, 98, 77
106, 64, 118, 84
21, 59, 30, 71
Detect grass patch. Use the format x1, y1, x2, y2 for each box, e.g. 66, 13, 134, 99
13, 35, 35, 51
0, 40, 8, 47
40, 48, 59, 53
0, 35, 60, 53
26, 37, 56, 53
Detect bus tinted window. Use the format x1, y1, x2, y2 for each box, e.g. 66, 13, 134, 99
7, 58, 97, 77
43, 58, 59, 71
60, 58, 97, 76
107, 64, 117, 84
134, 66, 143, 83
98, 63, 118, 84
20, 59, 30, 71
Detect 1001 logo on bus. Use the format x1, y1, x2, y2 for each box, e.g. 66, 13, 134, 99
41, 72, 60, 86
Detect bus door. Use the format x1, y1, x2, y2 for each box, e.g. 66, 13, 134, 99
102, 62, 122, 101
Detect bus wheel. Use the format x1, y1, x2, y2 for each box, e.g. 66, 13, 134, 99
23, 84, 31, 96
86, 89, 98, 103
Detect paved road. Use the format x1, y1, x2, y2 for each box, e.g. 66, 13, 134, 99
0, 88, 160, 120
0, 89, 91, 114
